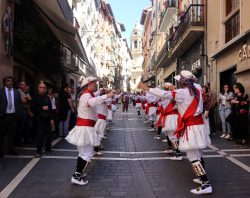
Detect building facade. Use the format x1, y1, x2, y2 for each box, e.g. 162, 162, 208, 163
207, 0, 250, 95
0, 0, 90, 91
130, 23, 143, 91
76, 0, 131, 90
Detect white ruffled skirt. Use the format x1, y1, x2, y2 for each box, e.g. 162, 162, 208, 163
94, 119, 106, 141
148, 107, 157, 116
65, 126, 100, 147
162, 114, 178, 132
136, 103, 142, 108
112, 104, 117, 111
107, 109, 113, 120
178, 124, 211, 151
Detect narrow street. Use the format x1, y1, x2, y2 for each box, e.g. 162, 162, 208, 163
0, 105, 250, 198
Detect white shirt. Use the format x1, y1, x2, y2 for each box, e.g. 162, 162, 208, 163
5, 87, 15, 114
96, 102, 108, 116
149, 83, 203, 116
51, 96, 56, 110
77, 92, 107, 121
148, 89, 176, 109
145, 91, 158, 104
106, 98, 112, 106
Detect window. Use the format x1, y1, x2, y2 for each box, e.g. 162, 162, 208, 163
134, 41, 138, 49
226, 0, 239, 16
225, 12, 240, 43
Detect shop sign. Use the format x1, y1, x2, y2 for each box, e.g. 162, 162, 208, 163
238, 44, 250, 61
191, 59, 201, 72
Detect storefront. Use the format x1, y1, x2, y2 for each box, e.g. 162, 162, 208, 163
163, 61, 176, 85
211, 31, 250, 95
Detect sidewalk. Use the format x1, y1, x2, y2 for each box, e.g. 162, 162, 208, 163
0, 104, 250, 197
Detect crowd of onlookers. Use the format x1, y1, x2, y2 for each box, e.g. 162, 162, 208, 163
0, 76, 78, 157
0, 75, 249, 157
202, 82, 249, 148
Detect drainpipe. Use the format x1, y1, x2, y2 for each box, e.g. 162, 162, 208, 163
155, 0, 159, 85
203, 0, 208, 85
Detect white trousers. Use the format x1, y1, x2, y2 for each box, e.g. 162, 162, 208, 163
186, 149, 203, 162
77, 144, 94, 162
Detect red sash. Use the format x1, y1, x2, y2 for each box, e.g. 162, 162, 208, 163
135, 98, 141, 103
142, 100, 146, 110
175, 88, 203, 139
156, 101, 177, 128
98, 114, 106, 120
76, 118, 96, 127
107, 105, 111, 110
145, 103, 157, 115
80, 89, 95, 97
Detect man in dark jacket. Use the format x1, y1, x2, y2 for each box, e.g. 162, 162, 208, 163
31, 81, 53, 157
0, 76, 21, 157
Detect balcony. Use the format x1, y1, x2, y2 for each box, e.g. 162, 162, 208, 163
169, 4, 205, 54
159, 0, 178, 32
156, 4, 205, 68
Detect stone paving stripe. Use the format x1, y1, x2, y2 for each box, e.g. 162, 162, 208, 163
208, 145, 219, 151
7, 153, 250, 160
4, 155, 34, 159
209, 144, 250, 173
217, 150, 228, 156
109, 128, 149, 131
0, 137, 63, 197
230, 154, 250, 157
226, 156, 250, 173
51, 137, 63, 146
0, 158, 40, 198
16, 147, 215, 153
221, 149, 250, 152
4, 154, 225, 160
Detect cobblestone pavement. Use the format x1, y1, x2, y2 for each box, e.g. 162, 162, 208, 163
0, 104, 250, 198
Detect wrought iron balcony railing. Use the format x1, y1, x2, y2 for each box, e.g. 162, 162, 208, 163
168, 4, 205, 49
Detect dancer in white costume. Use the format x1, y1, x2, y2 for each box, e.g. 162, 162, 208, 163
134, 92, 142, 117
145, 84, 158, 132
139, 70, 212, 195
94, 88, 108, 154
106, 90, 113, 125
145, 82, 182, 160
65, 76, 115, 186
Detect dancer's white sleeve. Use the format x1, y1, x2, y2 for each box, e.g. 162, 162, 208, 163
86, 94, 108, 107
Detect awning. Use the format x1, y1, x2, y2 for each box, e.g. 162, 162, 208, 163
32, 0, 84, 60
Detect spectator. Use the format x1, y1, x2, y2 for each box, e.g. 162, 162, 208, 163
205, 82, 217, 134
68, 87, 77, 130
231, 83, 249, 147
48, 88, 57, 132
0, 76, 21, 156
58, 84, 73, 137
122, 92, 129, 113
202, 86, 212, 135
18, 81, 33, 144
218, 84, 233, 139
31, 81, 53, 157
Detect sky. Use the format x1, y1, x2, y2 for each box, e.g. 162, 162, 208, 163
108, 0, 151, 47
